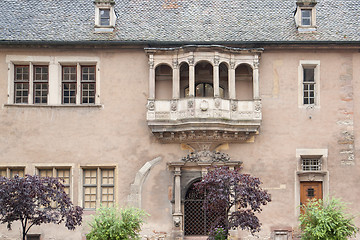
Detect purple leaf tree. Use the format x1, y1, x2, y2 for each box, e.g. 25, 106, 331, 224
0, 175, 83, 240
195, 166, 271, 238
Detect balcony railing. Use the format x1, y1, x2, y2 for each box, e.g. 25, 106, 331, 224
147, 98, 262, 143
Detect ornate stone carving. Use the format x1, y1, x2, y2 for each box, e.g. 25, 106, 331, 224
308, 174, 316, 181
148, 55, 154, 69
253, 59, 259, 69
172, 59, 178, 69
231, 101, 237, 111
173, 216, 181, 227
181, 150, 230, 163
171, 100, 177, 111
188, 57, 194, 65
147, 100, 155, 111
215, 98, 221, 108
254, 101, 261, 112
214, 56, 220, 66
230, 60, 235, 69
200, 100, 209, 111
187, 99, 194, 108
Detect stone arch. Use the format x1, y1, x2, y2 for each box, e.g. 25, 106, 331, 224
127, 157, 162, 208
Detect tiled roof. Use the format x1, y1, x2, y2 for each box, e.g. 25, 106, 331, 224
0, 0, 359, 43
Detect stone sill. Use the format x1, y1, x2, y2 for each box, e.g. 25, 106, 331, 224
3, 104, 104, 109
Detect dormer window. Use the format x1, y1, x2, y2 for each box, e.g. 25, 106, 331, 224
94, 0, 115, 32
295, 0, 317, 32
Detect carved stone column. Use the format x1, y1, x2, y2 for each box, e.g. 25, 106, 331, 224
229, 60, 236, 99
188, 55, 195, 97
148, 54, 155, 99
172, 59, 180, 99
172, 166, 183, 239
213, 54, 220, 97
253, 55, 260, 99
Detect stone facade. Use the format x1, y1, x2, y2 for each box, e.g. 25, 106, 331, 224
1, 0, 360, 239
0, 46, 359, 240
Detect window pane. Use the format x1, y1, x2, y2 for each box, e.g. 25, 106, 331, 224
39, 169, 53, 177
57, 169, 70, 185
10, 169, 24, 178
84, 169, 97, 185
101, 187, 114, 207
63, 83, 76, 104
100, 9, 110, 26
15, 83, 29, 103
102, 169, 114, 185
303, 68, 314, 82
84, 187, 97, 209
15, 66, 29, 82
301, 10, 311, 26
82, 83, 96, 104
34, 83, 48, 104
34, 66, 48, 81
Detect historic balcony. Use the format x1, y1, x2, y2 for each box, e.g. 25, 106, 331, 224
147, 98, 261, 143
145, 45, 263, 144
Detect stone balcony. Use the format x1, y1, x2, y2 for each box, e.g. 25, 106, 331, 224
147, 98, 261, 143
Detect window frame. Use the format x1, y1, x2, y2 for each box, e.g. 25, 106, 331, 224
301, 9, 312, 26
99, 8, 110, 26
81, 65, 96, 104
37, 167, 71, 196
82, 167, 116, 210
6, 55, 101, 106
33, 65, 49, 104
61, 65, 77, 104
298, 60, 320, 108
0, 167, 25, 178
14, 65, 30, 104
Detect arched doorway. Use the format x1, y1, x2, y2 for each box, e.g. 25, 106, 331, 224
184, 181, 224, 236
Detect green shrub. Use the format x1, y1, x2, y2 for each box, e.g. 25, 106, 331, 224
299, 197, 358, 240
213, 227, 227, 240
87, 206, 149, 240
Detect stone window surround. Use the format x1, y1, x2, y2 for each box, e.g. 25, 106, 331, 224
146, 46, 261, 101
294, 1, 317, 32
6, 55, 101, 106
298, 60, 320, 108
94, 0, 116, 32
295, 148, 328, 216
79, 165, 117, 210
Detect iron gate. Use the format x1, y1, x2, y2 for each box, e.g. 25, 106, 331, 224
184, 182, 224, 236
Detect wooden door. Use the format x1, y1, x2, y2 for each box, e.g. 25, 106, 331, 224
300, 181, 322, 207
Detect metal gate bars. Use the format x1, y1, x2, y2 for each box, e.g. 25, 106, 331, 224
184, 182, 224, 236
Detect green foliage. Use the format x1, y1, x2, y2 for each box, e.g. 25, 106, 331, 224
299, 197, 358, 240
213, 227, 227, 240
87, 206, 148, 240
